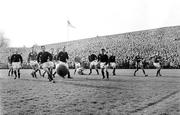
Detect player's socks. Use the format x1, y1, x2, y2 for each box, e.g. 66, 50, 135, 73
101, 70, 105, 79
113, 69, 116, 75
96, 69, 99, 75
89, 69, 92, 75
31, 72, 34, 78
53, 72, 56, 78
14, 71, 17, 79
106, 71, 109, 79
18, 73, 20, 78
67, 72, 73, 79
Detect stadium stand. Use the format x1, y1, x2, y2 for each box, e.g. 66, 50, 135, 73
0, 26, 180, 69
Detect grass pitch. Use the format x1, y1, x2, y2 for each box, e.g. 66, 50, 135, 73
0, 69, 180, 115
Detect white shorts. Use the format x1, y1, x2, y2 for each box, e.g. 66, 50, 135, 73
153, 62, 161, 68
12, 62, 21, 70
100, 62, 108, 69
75, 62, 81, 69
55, 61, 69, 70
30, 60, 40, 70
90, 60, 98, 68
109, 62, 116, 68
41, 61, 55, 70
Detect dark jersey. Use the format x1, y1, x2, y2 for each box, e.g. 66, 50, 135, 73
88, 54, 97, 62
57, 51, 69, 62
154, 55, 162, 63
134, 55, 143, 63
109, 55, 116, 62
28, 52, 38, 62
11, 54, 23, 63
37, 51, 52, 63
98, 54, 108, 64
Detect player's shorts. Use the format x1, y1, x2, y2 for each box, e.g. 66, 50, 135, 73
12, 62, 21, 70
135, 61, 143, 68
109, 62, 116, 68
153, 62, 161, 68
75, 62, 81, 69
8, 63, 13, 69
55, 61, 69, 70
30, 60, 40, 70
41, 61, 55, 70
90, 60, 98, 68
100, 62, 108, 69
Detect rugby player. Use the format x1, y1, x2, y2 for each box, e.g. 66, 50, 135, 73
7, 49, 13, 76
27, 46, 41, 78
133, 52, 148, 77
88, 51, 99, 75
151, 52, 163, 77
42, 48, 55, 77
52, 48, 60, 77
74, 55, 81, 75
98, 48, 109, 79
10, 50, 23, 79
37, 46, 55, 82
108, 52, 116, 75
57, 46, 73, 79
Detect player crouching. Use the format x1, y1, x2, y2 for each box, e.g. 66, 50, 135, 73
37, 46, 55, 83
74, 56, 86, 75
10, 50, 23, 79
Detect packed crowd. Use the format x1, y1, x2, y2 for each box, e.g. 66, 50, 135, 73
1, 26, 180, 69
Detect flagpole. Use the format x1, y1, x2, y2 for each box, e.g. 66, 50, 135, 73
67, 23, 69, 41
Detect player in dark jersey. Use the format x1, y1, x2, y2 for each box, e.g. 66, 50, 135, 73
108, 52, 116, 75
56, 46, 72, 79
42, 48, 56, 77
37, 46, 55, 82
10, 50, 23, 79
98, 48, 109, 79
133, 52, 148, 77
8, 49, 13, 76
88, 51, 99, 75
28, 46, 41, 78
151, 52, 163, 77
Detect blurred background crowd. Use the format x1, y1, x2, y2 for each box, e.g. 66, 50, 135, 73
0, 26, 180, 69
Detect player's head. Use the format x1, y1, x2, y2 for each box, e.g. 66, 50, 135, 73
56, 48, 60, 53
31, 46, 35, 52
41, 45, 45, 52
50, 48, 54, 53
101, 48, 106, 54
15, 49, 18, 54
63, 46, 66, 52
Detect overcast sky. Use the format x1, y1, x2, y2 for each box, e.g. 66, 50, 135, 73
0, 0, 180, 47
